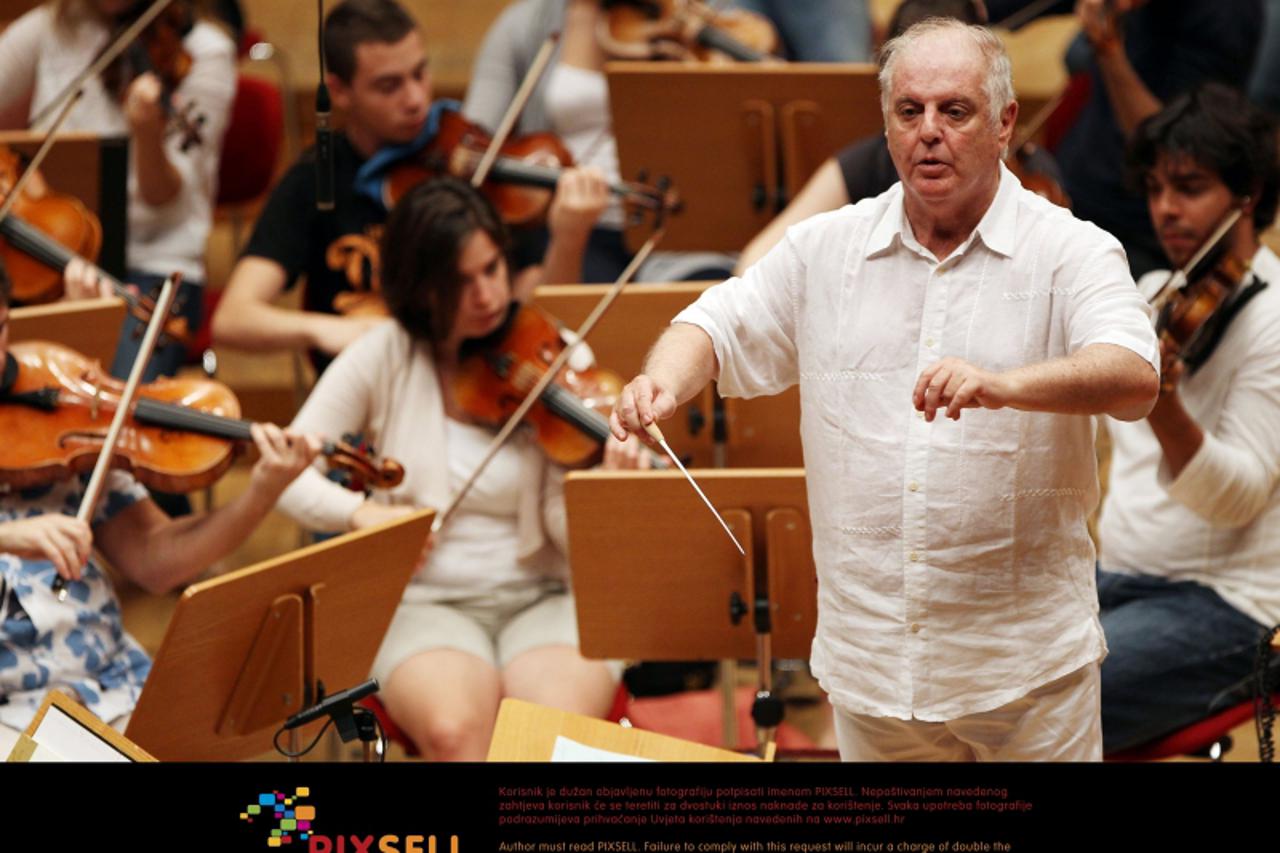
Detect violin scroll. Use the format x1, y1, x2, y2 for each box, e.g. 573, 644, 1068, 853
325, 439, 406, 490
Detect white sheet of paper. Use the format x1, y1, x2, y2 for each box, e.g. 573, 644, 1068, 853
550, 735, 654, 762
29, 706, 131, 762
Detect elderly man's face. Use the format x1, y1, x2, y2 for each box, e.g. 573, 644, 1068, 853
884, 32, 1015, 214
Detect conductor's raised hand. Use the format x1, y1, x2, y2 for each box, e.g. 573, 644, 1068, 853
913, 357, 1016, 422
610, 374, 678, 447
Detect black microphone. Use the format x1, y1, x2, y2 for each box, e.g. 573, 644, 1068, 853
284, 678, 379, 730
315, 0, 334, 211
315, 81, 335, 211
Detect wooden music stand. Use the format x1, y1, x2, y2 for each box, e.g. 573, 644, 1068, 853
608, 62, 882, 252
487, 698, 771, 762
125, 508, 435, 761
565, 469, 816, 661
566, 469, 817, 752
533, 282, 803, 468
9, 297, 126, 366
8, 690, 154, 762
0, 130, 130, 280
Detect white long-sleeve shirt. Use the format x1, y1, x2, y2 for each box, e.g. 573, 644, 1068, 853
0, 5, 234, 282
1099, 245, 1280, 629
675, 165, 1160, 721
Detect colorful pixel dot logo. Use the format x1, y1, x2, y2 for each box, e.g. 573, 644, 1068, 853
239, 787, 316, 847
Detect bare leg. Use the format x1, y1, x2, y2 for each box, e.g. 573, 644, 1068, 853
380, 649, 502, 761
503, 644, 617, 717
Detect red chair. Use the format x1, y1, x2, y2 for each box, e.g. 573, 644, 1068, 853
216, 74, 284, 210
1106, 695, 1280, 761
359, 682, 815, 760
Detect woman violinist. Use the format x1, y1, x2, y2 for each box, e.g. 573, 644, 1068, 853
0, 0, 235, 380
274, 177, 648, 761
0, 255, 320, 756
465, 0, 740, 283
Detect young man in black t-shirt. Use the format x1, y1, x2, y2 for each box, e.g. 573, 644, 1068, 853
212, 0, 608, 373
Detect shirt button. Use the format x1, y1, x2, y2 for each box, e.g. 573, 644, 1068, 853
908, 482, 919, 492
926, 338, 936, 348
909, 551, 920, 562
916, 410, 926, 420
911, 623, 922, 634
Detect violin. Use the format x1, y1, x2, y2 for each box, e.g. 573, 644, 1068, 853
599, 0, 780, 63
0, 341, 404, 494
453, 304, 664, 467
0, 146, 191, 344
382, 110, 681, 228
1150, 208, 1267, 378
99, 0, 206, 151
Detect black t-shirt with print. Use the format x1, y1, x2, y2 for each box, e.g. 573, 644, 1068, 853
241, 133, 385, 372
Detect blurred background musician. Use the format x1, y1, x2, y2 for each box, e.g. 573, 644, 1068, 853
0, 0, 236, 381
464, 0, 745, 284
1054, 0, 1263, 278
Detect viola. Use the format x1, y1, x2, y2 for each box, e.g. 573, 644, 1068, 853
0, 146, 192, 345
381, 110, 681, 228
599, 0, 780, 63
1155, 245, 1262, 376
0, 341, 404, 493
99, 0, 206, 151
452, 304, 664, 467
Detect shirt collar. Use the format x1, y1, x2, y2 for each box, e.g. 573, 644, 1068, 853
865, 161, 1019, 261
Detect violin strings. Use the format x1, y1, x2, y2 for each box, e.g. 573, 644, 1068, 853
512, 361, 612, 441
134, 397, 252, 440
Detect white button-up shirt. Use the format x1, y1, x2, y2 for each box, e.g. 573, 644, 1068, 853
675, 165, 1159, 720
1100, 245, 1280, 629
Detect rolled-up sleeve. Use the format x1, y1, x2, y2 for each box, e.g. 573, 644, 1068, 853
1163, 322, 1280, 527
672, 231, 803, 399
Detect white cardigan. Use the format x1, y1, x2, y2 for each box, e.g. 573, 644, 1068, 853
277, 320, 569, 578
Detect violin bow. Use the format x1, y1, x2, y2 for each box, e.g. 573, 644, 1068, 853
49, 274, 180, 601
0, 93, 83, 226
470, 32, 561, 189
28, 0, 178, 131
432, 220, 668, 534
1148, 207, 1244, 314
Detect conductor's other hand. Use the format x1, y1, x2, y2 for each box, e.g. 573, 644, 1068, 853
913, 357, 1014, 422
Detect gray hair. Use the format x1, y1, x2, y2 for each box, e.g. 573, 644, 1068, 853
878, 18, 1015, 128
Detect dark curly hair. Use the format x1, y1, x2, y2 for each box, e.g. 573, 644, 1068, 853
1128, 83, 1280, 233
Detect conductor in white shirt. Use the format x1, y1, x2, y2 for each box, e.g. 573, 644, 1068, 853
610, 18, 1161, 762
